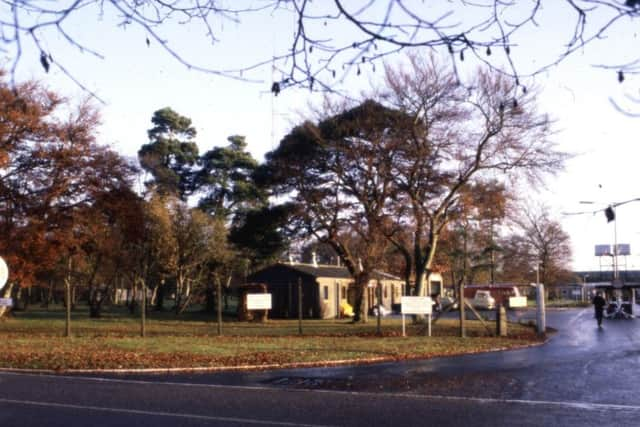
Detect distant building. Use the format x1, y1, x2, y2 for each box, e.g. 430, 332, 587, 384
246, 262, 408, 319
574, 270, 640, 284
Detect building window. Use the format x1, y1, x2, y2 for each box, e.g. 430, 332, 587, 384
341, 286, 346, 299
384, 286, 388, 298
324, 286, 329, 300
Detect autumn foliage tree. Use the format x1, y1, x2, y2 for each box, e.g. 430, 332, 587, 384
0, 72, 137, 317
78, 185, 146, 317
437, 181, 510, 293
259, 100, 410, 321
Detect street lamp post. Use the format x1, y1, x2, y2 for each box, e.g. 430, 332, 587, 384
609, 205, 619, 281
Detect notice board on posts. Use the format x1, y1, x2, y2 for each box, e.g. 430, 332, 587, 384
246, 293, 272, 310
401, 296, 433, 315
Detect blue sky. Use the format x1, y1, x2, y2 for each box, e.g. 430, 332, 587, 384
6, 1, 640, 274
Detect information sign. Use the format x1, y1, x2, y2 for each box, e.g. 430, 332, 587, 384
595, 245, 611, 256
401, 296, 433, 337
401, 296, 433, 315
246, 293, 272, 310
508, 296, 527, 308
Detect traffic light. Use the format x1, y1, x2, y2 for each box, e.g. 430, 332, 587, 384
605, 206, 615, 222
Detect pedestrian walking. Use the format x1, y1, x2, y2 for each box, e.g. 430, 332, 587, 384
592, 291, 606, 328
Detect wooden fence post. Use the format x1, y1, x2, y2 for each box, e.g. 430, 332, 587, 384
298, 277, 303, 335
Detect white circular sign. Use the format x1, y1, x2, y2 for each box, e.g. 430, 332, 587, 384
0, 257, 8, 288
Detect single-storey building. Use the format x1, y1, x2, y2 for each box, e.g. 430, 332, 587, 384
246, 262, 444, 319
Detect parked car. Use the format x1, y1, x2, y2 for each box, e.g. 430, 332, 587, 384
471, 290, 496, 310
371, 304, 390, 316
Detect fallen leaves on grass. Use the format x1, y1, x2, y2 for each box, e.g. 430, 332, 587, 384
0, 317, 543, 371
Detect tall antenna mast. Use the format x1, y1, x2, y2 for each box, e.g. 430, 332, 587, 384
270, 24, 278, 151
271, 58, 276, 151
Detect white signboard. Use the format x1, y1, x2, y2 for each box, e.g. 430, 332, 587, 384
246, 293, 272, 310
0, 298, 13, 307
508, 296, 527, 308
401, 296, 433, 315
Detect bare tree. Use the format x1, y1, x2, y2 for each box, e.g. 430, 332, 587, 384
381, 53, 567, 298
4, 1, 640, 96
507, 204, 574, 293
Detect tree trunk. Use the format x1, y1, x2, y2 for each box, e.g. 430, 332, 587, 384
88, 285, 108, 318
204, 281, 216, 313
415, 262, 426, 296
149, 284, 158, 308
89, 301, 101, 318
44, 280, 54, 309
398, 248, 413, 297
177, 294, 192, 315
155, 281, 166, 311
23, 286, 31, 310
71, 284, 77, 310
64, 280, 72, 337
352, 272, 370, 322
128, 285, 138, 314
174, 274, 184, 315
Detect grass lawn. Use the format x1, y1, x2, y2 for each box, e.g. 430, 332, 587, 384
0, 305, 544, 372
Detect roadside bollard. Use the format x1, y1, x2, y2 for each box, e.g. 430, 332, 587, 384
536, 284, 546, 335
496, 304, 507, 337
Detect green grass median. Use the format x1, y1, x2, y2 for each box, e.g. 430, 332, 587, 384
0, 307, 544, 371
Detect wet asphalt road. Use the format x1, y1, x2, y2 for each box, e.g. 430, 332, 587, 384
2, 308, 640, 426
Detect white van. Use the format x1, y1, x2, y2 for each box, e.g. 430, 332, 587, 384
471, 290, 496, 310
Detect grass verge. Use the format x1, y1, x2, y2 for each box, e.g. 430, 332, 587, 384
0, 308, 544, 371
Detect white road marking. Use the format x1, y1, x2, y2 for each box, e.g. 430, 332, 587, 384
392, 392, 640, 412
567, 307, 589, 327
2, 371, 639, 413
0, 398, 338, 427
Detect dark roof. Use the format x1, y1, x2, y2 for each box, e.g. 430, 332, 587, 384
268, 263, 401, 281
284, 263, 350, 279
